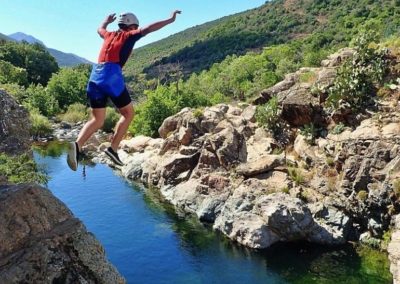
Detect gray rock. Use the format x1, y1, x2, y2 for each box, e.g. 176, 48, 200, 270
0, 90, 31, 155
0, 184, 125, 284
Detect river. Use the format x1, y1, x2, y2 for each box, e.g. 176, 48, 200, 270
33, 142, 392, 284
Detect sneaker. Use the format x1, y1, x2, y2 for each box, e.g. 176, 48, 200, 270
105, 147, 124, 166
67, 142, 79, 171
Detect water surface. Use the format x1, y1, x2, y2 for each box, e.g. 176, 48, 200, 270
34, 142, 392, 284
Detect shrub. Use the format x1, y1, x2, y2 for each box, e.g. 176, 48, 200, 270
46, 65, 90, 111
0, 153, 48, 184
29, 108, 52, 137
357, 190, 368, 201
59, 103, 88, 123
0, 83, 27, 102
327, 31, 389, 111
300, 123, 319, 145
193, 108, 204, 118
255, 96, 281, 133
25, 84, 60, 117
0, 59, 29, 86
103, 107, 120, 133
288, 166, 305, 186
331, 122, 346, 134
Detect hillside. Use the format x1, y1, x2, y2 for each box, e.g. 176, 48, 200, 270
0, 32, 12, 41
124, 0, 400, 81
7, 32, 92, 67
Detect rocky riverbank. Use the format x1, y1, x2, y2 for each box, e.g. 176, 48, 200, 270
72, 48, 400, 282
0, 91, 126, 283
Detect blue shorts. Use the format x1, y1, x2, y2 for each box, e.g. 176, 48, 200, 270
86, 63, 132, 108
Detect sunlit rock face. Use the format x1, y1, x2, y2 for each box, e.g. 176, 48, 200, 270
0, 183, 126, 284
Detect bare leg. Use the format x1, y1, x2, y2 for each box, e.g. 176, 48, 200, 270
76, 108, 106, 151
110, 103, 134, 151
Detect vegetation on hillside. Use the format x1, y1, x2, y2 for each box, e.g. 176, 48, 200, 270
125, 0, 400, 83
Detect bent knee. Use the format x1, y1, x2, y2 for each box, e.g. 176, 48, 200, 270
90, 118, 104, 129
119, 106, 134, 121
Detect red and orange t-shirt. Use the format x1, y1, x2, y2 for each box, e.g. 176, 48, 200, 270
97, 29, 143, 67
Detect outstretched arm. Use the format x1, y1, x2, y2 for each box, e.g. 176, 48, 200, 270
97, 13, 116, 38
141, 10, 181, 36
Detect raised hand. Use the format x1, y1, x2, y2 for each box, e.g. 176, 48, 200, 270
171, 10, 182, 20
104, 13, 116, 24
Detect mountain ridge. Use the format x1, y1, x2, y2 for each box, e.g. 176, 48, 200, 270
7, 32, 92, 67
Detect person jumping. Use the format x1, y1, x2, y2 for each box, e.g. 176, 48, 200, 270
67, 10, 181, 171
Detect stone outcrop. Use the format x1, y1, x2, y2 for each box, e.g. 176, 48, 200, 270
0, 184, 125, 284
0, 90, 31, 155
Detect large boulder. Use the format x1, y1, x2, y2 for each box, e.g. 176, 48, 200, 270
213, 181, 344, 249
0, 90, 31, 155
0, 184, 125, 284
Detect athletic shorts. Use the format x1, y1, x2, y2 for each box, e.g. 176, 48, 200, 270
86, 62, 132, 109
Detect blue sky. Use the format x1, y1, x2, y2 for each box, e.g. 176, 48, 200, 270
0, 0, 266, 62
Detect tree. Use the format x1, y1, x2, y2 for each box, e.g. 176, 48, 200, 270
0, 59, 28, 86
0, 41, 59, 85
46, 65, 90, 110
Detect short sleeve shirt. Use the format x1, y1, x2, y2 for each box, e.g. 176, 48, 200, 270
97, 29, 143, 67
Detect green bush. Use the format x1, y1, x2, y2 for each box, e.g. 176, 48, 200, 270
300, 123, 319, 145
103, 107, 120, 133
327, 31, 389, 111
0, 83, 27, 103
46, 65, 90, 111
29, 108, 52, 137
0, 41, 59, 86
288, 166, 305, 186
0, 153, 48, 184
255, 96, 281, 132
25, 84, 59, 117
0, 59, 28, 86
59, 103, 88, 123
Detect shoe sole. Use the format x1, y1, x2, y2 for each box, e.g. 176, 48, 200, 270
105, 149, 124, 166
67, 142, 78, 171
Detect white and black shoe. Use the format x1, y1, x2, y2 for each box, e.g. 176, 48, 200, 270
67, 142, 79, 171
105, 147, 124, 166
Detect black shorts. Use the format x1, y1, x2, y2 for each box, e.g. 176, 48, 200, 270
87, 85, 132, 109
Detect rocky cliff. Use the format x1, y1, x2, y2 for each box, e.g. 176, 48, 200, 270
0, 90, 31, 155
0, 91, 125, 283
0, 184, 125, 283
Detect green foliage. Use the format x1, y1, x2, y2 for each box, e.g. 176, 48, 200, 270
103, 107, 120, 133
0, 83, 27, 102
58, 103, 88, 123
326, 157, 335, 167
25, 84, 59, 117
255, 96, 281, 132
300, 123, 320, 145
29, 108, 52, 137
125, 0, 400, 81
0, 153, 48, 184
0, 59, 28, 86
356, 245, 392, 281
130, 84, 211, 137
0, 41, 58, 85
331, 123, 346, 134
193, 108, 204, 119
327, 31, 389, 111
357, 190, 368, 201
46, 65, 90, 110
288, 166, 305, 186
